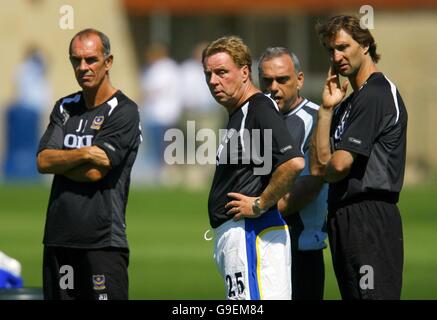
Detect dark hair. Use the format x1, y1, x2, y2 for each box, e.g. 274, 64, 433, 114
258, 47, 302, 76
69, 28, 111, 58
202, 35, 252, 73
315, 15, 380, 63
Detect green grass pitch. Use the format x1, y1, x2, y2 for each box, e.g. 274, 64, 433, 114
0, 183, 436, 299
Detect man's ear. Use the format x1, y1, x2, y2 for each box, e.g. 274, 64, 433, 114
296, 71, 304, 91
241, 65, 250, 82
362, 45, 370, 55
105, 54, 113, 71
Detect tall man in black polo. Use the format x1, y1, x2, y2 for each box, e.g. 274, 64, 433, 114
203, 36, 304, 300
37, 29, 141, 300
311, 15, 408, 299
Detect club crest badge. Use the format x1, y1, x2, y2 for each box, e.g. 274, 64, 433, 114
92, 274, 106, 291
91, 116, 104, 130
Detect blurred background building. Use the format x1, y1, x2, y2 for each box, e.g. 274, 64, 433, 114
0, 0, 436, 186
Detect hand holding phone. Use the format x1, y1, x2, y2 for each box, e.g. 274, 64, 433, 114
321, 66, 348, 110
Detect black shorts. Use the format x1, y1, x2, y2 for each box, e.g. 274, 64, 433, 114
286, 214, 325, 300
291, 248, 325, 300
43, 246, 129, 300
328, 200, 403, 300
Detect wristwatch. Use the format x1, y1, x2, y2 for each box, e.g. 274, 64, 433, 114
252, 197, 268, 216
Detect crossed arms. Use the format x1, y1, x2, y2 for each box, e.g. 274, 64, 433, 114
37, 146, 111, 182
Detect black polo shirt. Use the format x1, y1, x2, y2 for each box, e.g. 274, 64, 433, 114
208, 93, 303, 228
329, 72, 408, 208
38, 90, 142, 249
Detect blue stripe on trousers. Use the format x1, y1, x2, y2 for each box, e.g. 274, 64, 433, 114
244, 208, 287, 300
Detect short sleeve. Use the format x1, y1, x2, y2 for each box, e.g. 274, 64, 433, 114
285, 119, 306, 155
37, 100, 65, 153
93, 103, 141, 168
255, 100, 303, 168
295, 128, 306, 155
336, 94, 381, 157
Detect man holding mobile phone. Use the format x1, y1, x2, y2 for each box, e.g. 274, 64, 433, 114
311, 15, 408, 300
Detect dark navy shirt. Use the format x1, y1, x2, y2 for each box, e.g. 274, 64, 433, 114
208, 93, 302, 228
329, 72, 408, 207
38, 90, 142, 249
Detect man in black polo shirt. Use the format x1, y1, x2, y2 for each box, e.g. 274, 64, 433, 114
311, 15, 407, 299
37, 29, 141, 300
203, 36, 304, 299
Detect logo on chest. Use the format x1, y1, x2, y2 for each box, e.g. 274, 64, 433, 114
216, 129, 236, 165
64, 134, 93, 148
90, 116, 104, 130
334, 104, 351, 143
64, 118, 94, 149
63, 115, 105, 149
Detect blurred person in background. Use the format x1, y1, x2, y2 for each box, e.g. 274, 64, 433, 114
180, 42, 222, 189
140, 42, 183, 185
3, 46, 52, 181
15, 46, 52, 113
181, 42, 218, 117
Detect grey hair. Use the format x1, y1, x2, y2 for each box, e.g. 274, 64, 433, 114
258, 47, 302, 76
69, 28, 111, 58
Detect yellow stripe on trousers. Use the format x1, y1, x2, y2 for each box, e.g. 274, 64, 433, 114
255, 225, 288, 300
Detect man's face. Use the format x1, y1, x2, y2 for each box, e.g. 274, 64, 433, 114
327, 28, 367, 77
69, 34, 112, 89
203, 52, 248, 108
260, 54, 303, 113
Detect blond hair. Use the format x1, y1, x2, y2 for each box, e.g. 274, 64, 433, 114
202, 36, 252, 73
